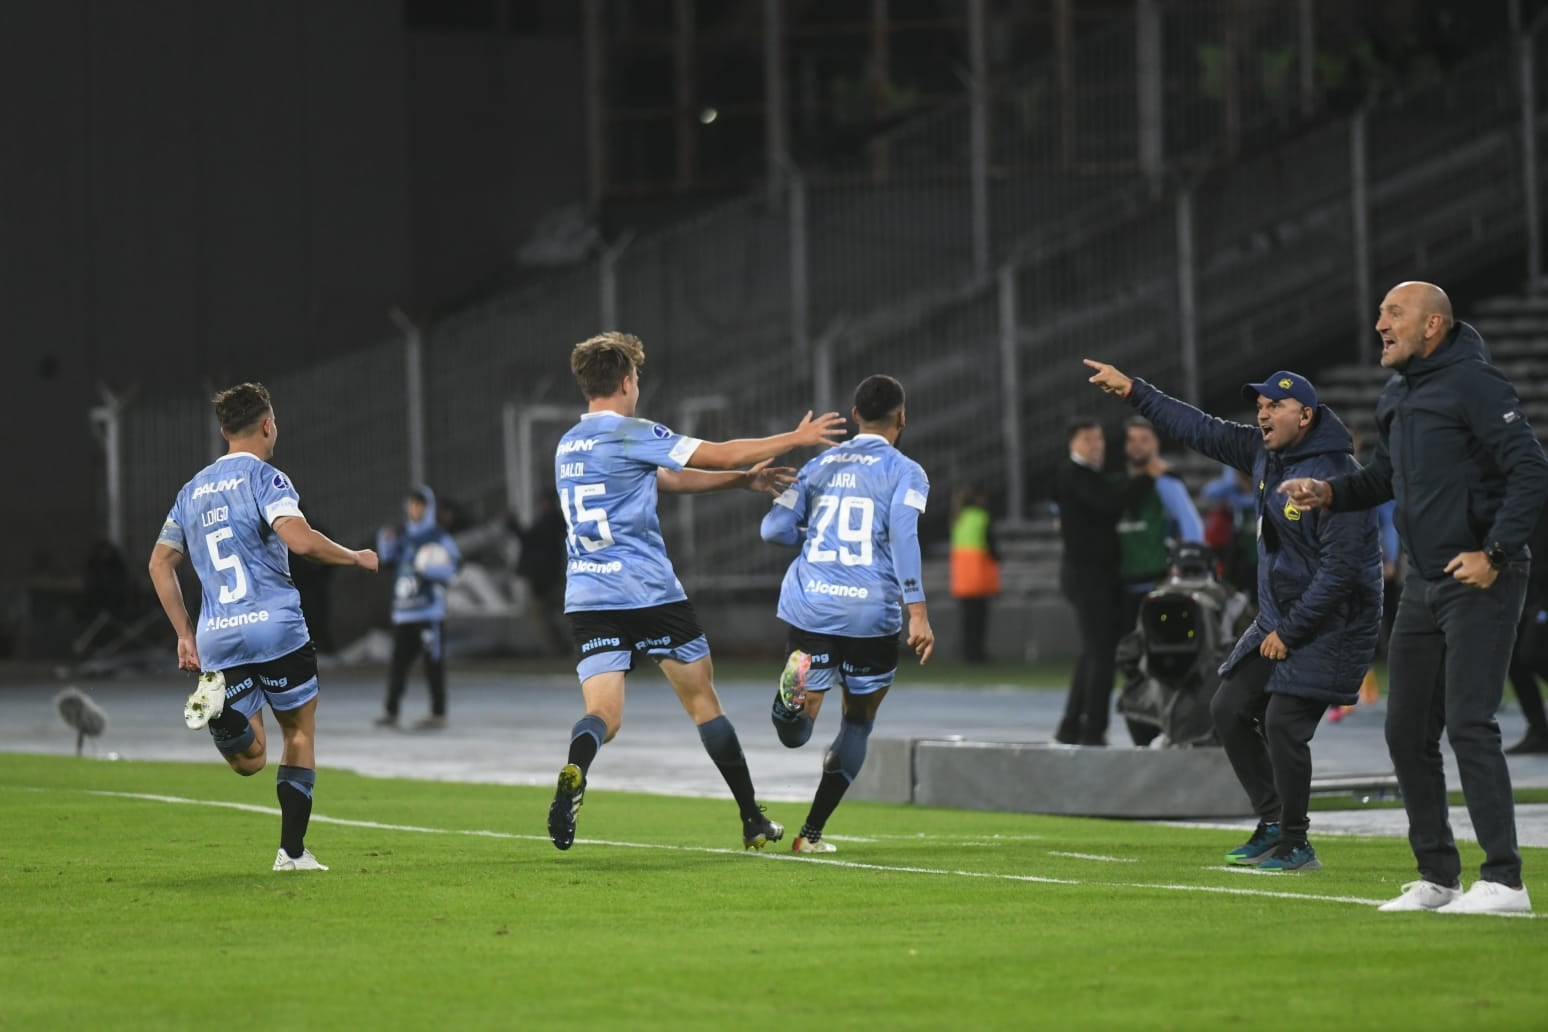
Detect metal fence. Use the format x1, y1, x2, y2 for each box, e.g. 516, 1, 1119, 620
99, 11, 1546, 597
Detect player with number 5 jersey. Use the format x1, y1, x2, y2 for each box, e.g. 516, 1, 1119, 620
760, 374, 935, 854
147, 382, 379, 872
545, 331, 846, 853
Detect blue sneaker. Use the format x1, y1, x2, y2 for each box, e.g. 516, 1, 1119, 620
1224, 821, 1281, 865
1257, 842, 1321, 872
547, 763, 585, 851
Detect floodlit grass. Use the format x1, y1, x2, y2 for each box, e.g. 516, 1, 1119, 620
3, 753, 1544, 1030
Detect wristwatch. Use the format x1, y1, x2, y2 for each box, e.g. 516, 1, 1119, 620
1484, 543, 1509, 569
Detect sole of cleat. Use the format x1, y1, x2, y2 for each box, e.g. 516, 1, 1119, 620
184, 671, 227, 730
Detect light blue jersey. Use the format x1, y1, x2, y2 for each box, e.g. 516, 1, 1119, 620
156, 452, 311, 670
761, 434, 929, 638
555, 411, 703, 612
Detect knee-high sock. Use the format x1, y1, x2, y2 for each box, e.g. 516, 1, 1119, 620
276, 765, 315, 859
698, 715, 760, 821
567, 714, 607, 775
803, 717, 873, 838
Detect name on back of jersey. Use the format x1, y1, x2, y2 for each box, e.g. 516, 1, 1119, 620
827, 472, 859, 488
201, 505, 230, 527
192, 476, 245, 498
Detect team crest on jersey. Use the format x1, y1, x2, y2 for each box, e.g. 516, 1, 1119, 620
1283, 499, 1302, 521
651, 424, 673, 440
272, 473, 291, 491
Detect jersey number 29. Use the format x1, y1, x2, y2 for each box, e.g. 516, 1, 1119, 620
204, 528, 249, 603
807, 495, 874, 566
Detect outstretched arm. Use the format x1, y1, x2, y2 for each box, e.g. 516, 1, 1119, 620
685, 411, 846, 470
275, 516, 379, 571
1085, 360, 1260, 473
658, 460, 795, 496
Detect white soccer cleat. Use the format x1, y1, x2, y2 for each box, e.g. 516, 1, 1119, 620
184, 671, 227, 730
1436, 881, 1531, 915
1377, 880, 1462, 912
792, 836, 837, 854
273, 848, 329, 872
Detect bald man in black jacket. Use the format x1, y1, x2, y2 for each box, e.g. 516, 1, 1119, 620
1054, 418, 1158, 745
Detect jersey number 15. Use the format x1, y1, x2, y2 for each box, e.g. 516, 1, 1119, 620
559, 484, 616, 553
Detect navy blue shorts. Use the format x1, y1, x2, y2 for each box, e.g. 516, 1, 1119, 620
220, 641, 320, 719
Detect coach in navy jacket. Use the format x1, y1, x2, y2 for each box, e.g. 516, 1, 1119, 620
1085, 358, 1381, 870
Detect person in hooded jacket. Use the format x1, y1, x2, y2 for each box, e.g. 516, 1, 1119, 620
1284, 282, 1548, 915
1085, 359, 1381, 873
375, 485, 462, 730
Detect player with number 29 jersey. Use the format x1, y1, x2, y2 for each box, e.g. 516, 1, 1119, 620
554, 411, 702, 613
766, 434, 930, 638
157, 453, 310, 669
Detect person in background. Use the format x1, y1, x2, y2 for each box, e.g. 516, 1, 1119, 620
949, 486, 1000, 665
1053, 418, 1159, 746
375, 485, 462, 731
1506, 499, 1548, 755
511, 491, 570, 657
1201, 466, 1259, 594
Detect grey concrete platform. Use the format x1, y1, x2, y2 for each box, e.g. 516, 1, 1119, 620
5, 666, 1548, 846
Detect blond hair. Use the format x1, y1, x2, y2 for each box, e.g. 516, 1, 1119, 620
571, 332, 646, 399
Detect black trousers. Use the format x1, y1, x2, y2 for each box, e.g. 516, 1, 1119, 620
1507, 601, 1548, 738
385, 620, 447, 717
1059, 575, 1123, 744
958, 597, 990, 664
1210, 653, 1327, 844
1386, 562, 1528, 886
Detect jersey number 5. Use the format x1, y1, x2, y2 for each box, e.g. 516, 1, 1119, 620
807, 495, 874, 566
204, 528, 249, 603
559, 484, 615, 553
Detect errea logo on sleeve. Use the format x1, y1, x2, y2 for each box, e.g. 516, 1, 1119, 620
1505, 411, 1521, 423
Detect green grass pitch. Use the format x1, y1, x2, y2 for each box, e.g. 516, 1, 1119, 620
2, 753, 1543, 1030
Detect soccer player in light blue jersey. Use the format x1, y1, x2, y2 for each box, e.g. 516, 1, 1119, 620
147, 383, 379, 871
546, 332, 846, 852
760, 374, 935, 854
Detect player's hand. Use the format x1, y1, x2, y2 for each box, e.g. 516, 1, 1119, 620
745, 458, 796, 496
1083, 359, 1133, 397
908, 614, 935, 665
1444, 551, 1498, 589
792, 410, 848, 449
354, 548, 380, 573
1279, 478, 1332, 510
176, 635, 200, 672
1259, 630, 1288, 661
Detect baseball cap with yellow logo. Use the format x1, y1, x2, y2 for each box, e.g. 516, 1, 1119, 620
1242, 370, 1317, 408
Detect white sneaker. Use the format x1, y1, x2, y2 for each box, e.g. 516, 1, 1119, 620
273, 848, 329, 872
1377, 879, 1462, 912
184, 671, 226, 730
792, 836, 837, 854
1436, 881, 1532, 915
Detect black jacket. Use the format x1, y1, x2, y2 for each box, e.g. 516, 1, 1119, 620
1328, 322, 1548, 581
1130, 380, 1381, 704
1054, 458, 1153, 585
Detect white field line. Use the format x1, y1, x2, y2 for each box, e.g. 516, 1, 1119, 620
17, 787, 1433, 912
1048, 851, 1138, 863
